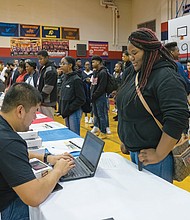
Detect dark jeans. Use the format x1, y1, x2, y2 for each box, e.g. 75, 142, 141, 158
1, 197, 29, 220
92, 94, 107, 133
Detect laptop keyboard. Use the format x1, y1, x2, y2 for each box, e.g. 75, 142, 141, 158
66, 158, 89, 178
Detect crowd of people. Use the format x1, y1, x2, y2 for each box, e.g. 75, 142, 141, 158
0, 28, 190, 219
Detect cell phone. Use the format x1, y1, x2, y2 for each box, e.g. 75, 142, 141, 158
52, 183, 63, 193
30, 160, 48, 171
138, 160, 143, 171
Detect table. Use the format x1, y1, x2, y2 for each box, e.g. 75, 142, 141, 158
29, 113, 83, 155
30, 152, 190, 220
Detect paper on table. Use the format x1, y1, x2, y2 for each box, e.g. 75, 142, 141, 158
30, 121, 67, 131
99, 153, 129, 170
42, 139, 82, 155
36, 113, 47, 119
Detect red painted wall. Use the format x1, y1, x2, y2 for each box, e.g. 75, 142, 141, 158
0, 47, 122, 59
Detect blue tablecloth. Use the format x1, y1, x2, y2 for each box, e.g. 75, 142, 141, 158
39, 128, 79, 142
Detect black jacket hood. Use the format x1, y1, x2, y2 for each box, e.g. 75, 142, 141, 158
152, 58, 177, 72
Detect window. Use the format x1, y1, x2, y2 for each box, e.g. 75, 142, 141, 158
137, 20, 156, 32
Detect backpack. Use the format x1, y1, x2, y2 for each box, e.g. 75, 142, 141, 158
105, 73, 118, 94
81, 81, 92, 113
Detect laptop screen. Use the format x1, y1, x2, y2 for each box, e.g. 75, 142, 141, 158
80, 131, 104, 168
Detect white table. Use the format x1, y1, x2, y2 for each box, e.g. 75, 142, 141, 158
30, 152, 190, 220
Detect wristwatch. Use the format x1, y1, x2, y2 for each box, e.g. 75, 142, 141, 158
43, 152, 51, 164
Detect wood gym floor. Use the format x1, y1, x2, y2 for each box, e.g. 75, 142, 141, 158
54, 99, 190, 192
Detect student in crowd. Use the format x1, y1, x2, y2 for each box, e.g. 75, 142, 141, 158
90, 56, 108, 139
59, 56, 85, 135
55, 66, 64, 116
12, 59, 20, 83
112, 62, 123, 121
25, 59, 39, 87
3, 62, 16, 92
116, 28, 189, 183
165, 41, 190, 94
82, 60, 93, 124
0, 83, 75, 220
75, 58, 83, 78
121, 50, 133, 82
186, 60, 190, 79
122, 50, 131, 70
37, 50, 58, 119
16, 62, 27, 83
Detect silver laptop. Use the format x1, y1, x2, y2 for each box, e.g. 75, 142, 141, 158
59, 131, 105, 182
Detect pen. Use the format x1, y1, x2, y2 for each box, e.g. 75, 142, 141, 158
69, 141, 82, 149
45, 124, 53, 128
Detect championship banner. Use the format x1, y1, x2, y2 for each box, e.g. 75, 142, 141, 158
42, 39, 69, 57
62, 27, 79, 40
10, 38, 41, 56
0, 22, 18, 37
42, 26, 61, 38
20, 24, 40, 37
88, 41, 108, 57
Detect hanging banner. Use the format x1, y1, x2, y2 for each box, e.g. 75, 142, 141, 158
0, 22, 18, 37
20, 24, 40, 38
42, 39, 69, 56
62, 27, 79, 40
88, 41, 108, 57
42, 26, 61, 38
10, 38, 41, 56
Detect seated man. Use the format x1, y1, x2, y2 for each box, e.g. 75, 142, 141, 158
0, 83, 75, 220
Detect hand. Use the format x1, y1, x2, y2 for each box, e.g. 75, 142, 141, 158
54, 158, 75, 176
138, 148, 161, 166
120, 143, 130, 155
47, 153, 74, 165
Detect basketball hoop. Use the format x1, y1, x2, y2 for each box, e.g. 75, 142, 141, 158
180, 35, 184, 40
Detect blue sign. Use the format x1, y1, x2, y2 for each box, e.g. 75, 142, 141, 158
20, 24, 40, 37
0, 22, 18, 37
42, 26, 60, 38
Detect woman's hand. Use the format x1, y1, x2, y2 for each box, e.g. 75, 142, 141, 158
47, 152, 74, 165
138, 148, 161, 166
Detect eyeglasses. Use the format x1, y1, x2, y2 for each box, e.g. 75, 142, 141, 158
59, 62, 69, 66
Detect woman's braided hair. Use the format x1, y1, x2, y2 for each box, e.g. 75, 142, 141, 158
128, 28, 177, 90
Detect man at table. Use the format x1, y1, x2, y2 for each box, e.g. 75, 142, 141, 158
0, 83, 75, 220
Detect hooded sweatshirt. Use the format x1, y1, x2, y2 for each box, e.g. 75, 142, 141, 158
38, 61, 57, 107
116, 58, 189, 152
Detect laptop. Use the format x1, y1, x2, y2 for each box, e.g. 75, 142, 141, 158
59, 131, 105, 182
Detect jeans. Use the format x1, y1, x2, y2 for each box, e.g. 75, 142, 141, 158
65, 108, 82, 135
130, 151, 174, 183
106, 96, 110, 127
92, 94, 107, 133
1, 197, 29, 220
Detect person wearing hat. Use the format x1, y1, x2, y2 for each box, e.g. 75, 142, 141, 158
25, 59, 39, 88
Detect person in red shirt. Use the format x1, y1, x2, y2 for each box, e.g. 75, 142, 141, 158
16, 62, 28, 83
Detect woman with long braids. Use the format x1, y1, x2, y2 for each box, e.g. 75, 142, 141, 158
116, 28, 189, 182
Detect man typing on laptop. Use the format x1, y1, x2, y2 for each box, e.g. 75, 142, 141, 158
60, 131, 105, 182
0, 83, 75, 220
